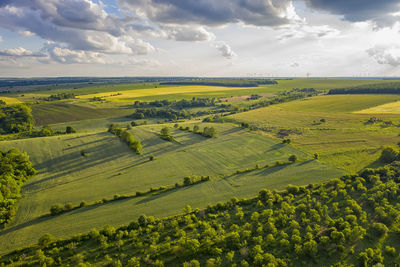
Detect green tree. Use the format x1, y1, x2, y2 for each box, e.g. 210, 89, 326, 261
66, 126, 76, 134
160, 127, 170, 136
50, 203, 64, 215
288, 154, 297, 163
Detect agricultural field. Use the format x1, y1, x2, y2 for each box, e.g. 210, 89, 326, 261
31, 102, 132, 126
229, 94, 400, 172
0, 121, 345, 253
1, 78, 400, 265
355, 100, 400, 114
0, 96, 21, 104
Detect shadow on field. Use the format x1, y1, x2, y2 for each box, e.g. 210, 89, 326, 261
264, 143, 285, 152
136, 187, 183, 204
23, 137, 136, 192
0, 215, 55, 237
364, 159, 384, 170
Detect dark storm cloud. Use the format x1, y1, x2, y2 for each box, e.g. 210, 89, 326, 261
0, 0, 154, 55
305, 0, 400, 25
119, 0, 296, 27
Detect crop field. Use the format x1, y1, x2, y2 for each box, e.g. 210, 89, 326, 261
2, 77, 400, 266
0, 121, 345, 253
355, 100, 400, 114
0, 96, 21, 104
72, 79, 391, 102
229, 94, 400, 172
31, 102, 132, 126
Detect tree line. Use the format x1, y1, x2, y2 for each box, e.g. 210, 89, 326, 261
0, 149, 36, 228
108, 124, 142, 154
3, 161, 400, 266
133, 98, 216, 109
328, 82, 400, 95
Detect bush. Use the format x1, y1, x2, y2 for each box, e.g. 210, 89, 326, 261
66, 126, 76, 134
50, 203, 64, 215
38, 233, 55, 247
288, 155, 297, 163
64, 202, 73, 211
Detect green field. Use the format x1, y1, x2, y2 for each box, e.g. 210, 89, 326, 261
229, 94, 400, 172
2, 78, 400, 262
31, 102, 132, 126
0, 121, 345, 253
6, 78, 393, 104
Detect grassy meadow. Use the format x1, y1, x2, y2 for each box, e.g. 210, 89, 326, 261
229, 94, 400, 172
1, 78, 400, 259
0, 121, 345, 253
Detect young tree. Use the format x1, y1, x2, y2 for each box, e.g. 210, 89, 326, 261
66, 126, 76, 134
160, 127, 170, 136
288, 154, 297, 163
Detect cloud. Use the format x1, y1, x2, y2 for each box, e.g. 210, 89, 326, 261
367, 46, 400, 67
0, 47, 45, 57
278, 24, 339, 40
215, 42, 237, 59
162, 26, 215, 42
119, 0, 299, 27
304, 0, 400, 26
40, 42, 107, 64
0, 0, 154, 55
290, 62, 300, 68
18, 30, 35, 36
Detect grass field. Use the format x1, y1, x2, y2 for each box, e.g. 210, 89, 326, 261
31, 102, 132, 126
73, 79, 394, 102
0, 96, 21, 104
355, 100, 400, 114
0, 122, 345, 253
229, 95, 400, 172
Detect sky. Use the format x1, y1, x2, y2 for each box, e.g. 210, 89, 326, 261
0, 0, 400, 77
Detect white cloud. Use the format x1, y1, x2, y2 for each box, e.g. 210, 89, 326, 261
215, 42, 237, 59
367, 46, 400, 67
0, 47, 44, 57
18, 30, 35, 36
162, 26, 215, 42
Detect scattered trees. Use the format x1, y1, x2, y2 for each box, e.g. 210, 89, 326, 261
4, 159, 400, 266
160, 127, 175, 142
108, 124, 142, 154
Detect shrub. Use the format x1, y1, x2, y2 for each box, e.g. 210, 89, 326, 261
288, 155, 297, 163
66, 126, 76, 134
38, 233, 55, 247
64, 202, 73, 211
50, 203, 64, 215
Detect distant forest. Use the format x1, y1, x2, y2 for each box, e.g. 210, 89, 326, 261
329, 82, 400, 94
160, 79, 277, 87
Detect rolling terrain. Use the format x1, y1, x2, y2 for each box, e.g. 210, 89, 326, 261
1, 78, 400, 266
229, 94, 400, 172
